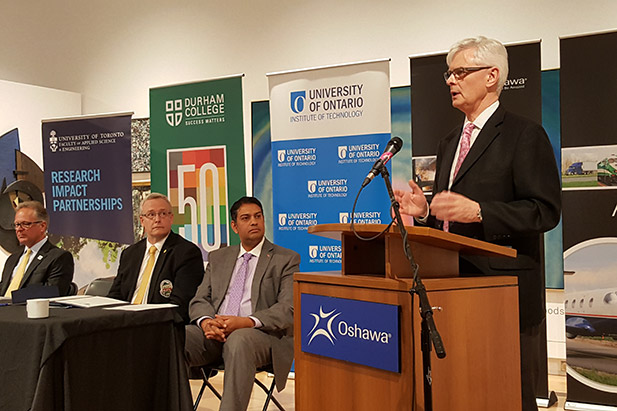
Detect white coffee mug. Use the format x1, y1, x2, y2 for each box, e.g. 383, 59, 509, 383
27, 298, 49, 319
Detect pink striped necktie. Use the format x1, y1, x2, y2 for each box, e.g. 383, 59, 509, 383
444, 122, 475, 232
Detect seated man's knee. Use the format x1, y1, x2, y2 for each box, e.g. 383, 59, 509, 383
223, 328, 259, 358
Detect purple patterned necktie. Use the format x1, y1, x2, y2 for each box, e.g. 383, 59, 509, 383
224, 253, 253, 316
444, 122, 475, 232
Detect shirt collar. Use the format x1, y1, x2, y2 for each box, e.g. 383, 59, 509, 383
147, 233, 169, 252
27, 237, 48, 255
466, 100, 499, 130
238, 237, 265, 260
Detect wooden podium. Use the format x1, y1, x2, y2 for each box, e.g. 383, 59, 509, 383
294, 224, 522, 411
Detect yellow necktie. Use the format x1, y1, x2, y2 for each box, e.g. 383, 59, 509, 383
5, 249, 32, 297
133, 246, 157, 304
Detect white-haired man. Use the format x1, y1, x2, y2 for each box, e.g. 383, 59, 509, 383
395, 36, 561, 410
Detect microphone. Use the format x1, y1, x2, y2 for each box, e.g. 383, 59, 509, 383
361, 137, 403, 187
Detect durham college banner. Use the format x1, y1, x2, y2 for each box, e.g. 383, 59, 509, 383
149, 76, 246, 260
268, 60, 391, 272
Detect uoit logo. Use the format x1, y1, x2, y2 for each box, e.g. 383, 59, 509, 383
290, 91, 306, 114
308, 306, 341, 345
49, 130, 58, 153
307, 180, 317, 193
277, 150, 286, 163
338, 146, 348, 159
278, 213, 287, 226
309, 245, 318, 259
165, 99, 183, 127
339, 212, 349, 223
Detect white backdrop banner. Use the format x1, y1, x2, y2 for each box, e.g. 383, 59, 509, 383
268, 59, 391, 272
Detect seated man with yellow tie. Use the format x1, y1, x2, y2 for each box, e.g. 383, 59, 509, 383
185, 196, 300, 411
1, 201, 74, 297
107, 193, 204, 323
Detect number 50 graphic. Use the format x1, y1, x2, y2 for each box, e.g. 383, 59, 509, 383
168, 146, 229, 258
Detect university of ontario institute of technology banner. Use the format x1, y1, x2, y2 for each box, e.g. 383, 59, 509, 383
149, 76, 246, 260
268, 60, 392, 272
42, 113, 134, 245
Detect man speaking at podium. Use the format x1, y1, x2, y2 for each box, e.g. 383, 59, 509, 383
394, 36, 561, 410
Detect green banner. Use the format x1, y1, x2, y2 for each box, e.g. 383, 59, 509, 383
149, 76, 245, 257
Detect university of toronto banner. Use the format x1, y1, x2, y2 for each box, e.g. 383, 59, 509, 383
42, 113, 134, 245
268, 60, 391, 272
561, 30, 617, 410
149, 76, 246, 259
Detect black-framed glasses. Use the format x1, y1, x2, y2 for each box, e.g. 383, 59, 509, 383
443, 66, 492, 82
12, 221, 43, 230
140, 211, 173, 220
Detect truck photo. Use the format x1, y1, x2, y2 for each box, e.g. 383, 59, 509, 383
565, 161, 597, 175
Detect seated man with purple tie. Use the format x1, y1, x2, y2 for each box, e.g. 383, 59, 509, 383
1, 201, 74, 297
107, 193, 204, 323
185, 196, 300, 411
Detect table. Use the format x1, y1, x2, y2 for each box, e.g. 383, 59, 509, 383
0, 304, 193, 411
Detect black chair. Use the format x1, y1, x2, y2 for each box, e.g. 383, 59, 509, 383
84, 277, 114, 296
68, 282, 79, 296
193, 363, 285, 411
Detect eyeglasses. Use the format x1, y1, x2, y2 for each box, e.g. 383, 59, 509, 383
140, 211, 173, 220
12, 221, 43, 230
443, 66, 492, 82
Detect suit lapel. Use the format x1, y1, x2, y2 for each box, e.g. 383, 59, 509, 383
218, 245, 240, 304
147, 234, 175, 300
130, 239, 147, 284
1, 251, 22, 294
452, 107, 505, 187
251, 239, 273, 309
438, 130, 461, 192
21, 240, 51, 286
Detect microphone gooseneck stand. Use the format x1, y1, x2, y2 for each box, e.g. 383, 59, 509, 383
378, 166, 446, 411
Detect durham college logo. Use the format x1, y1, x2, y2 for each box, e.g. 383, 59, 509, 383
307, 306, 341, 345
166, 99, 183, 127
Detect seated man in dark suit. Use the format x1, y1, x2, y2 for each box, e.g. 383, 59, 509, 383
185, 196, 300, 411
1, 201, 74, 297
108, 193, 204, 323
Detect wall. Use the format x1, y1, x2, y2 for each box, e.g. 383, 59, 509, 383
0, 79, 81, 266
2, 0, 616, 189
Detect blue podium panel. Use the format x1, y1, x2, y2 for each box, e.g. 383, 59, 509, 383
300, 293, 400, 372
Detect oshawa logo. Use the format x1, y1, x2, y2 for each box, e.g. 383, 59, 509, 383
307, 305, 393, 345
307, 306, 340, 345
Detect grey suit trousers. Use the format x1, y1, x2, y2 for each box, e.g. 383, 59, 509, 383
185, 325, 275, 411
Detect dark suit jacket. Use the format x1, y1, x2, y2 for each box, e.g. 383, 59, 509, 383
108, 232, 204, 323
189, 238, 301, 391
430, 105, 561, 329
0, 239, 74, 296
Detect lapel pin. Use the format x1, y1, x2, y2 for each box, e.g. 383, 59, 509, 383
37, 255, 43, 260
